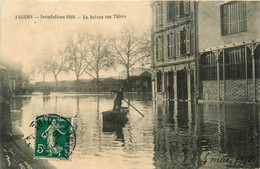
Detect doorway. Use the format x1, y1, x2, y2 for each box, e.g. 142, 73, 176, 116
177, 70, 187, 100
167, 71, 174, 99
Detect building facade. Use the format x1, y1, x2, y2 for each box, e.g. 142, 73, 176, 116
151, 1, 198, 101
151, 1, 260, 103
198, 1, 260, 102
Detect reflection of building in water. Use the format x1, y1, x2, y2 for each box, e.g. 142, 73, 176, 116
10, 97, 31, 127
153, 101, 259, 168
153, 100, 201, 168
197, 104, 259, 168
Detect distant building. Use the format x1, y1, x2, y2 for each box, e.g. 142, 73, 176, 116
151, 1, 197, 101
128, 71, 152, 92
118, 68, 149, 79
198, 1, 260, 102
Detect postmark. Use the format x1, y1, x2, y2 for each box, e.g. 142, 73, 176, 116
33, 114, 76, 160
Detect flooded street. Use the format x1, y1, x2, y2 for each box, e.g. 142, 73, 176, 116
10, 93, 259, 169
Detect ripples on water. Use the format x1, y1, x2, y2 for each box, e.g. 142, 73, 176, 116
10, 92, 259, 169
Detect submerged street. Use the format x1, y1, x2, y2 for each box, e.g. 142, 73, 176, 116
8, 93, 259, 169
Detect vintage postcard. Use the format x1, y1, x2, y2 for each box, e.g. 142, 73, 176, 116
0, 1, 259, 169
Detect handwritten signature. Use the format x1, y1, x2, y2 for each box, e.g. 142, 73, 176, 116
202, 152, 256, 167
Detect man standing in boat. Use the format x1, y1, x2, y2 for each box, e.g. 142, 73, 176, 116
111, 87, 124, 111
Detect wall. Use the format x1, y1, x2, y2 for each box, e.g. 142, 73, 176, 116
200, 79, 260, 102
198, 1, 260, 51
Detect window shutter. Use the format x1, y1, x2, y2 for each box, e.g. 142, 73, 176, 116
177, 31, 180, 56
172, 33, 176, 57
176, 2, 180, 18
160, 36, 163, 60
168, 2, 175, 22
184, 1, 190, 14
155, 38, 158, 60
155, 6, 158, 25
158, 5, 162, 25
157, 36, 162, 60
167, 34, 171, 58
186, 29, 191, 54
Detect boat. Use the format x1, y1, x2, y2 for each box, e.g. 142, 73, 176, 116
102, 107, 129, 123
102, 107, 129, 132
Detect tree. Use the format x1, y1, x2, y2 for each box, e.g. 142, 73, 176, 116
47, 49, 68, 90
111, 26, 151, 90
37, 54, 50, 84
65, 31, 92, 91
86, 32, 114, 89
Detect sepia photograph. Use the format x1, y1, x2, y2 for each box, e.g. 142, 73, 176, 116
0, 1, 259, 169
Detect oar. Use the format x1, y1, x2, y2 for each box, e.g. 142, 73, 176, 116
122, 99, 144, 117
85, 71, 144, 117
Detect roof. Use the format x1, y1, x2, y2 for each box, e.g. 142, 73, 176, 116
139, 71, 151, 77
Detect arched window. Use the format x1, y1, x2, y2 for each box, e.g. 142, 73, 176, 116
200, 52, 217, 80
255, 45, 260, 79
246, 47, 252, 79
219, 51, 224, 80
224, 46, 247, 79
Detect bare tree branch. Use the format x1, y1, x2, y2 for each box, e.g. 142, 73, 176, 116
111, 26, 151, 89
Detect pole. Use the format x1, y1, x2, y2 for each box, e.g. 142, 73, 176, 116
85, 71, 144, 117
123, 99, 144, 117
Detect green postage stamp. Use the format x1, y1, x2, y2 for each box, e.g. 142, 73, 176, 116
34, 114, 76, 160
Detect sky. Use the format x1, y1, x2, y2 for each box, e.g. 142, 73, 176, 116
0, 1, 151, 82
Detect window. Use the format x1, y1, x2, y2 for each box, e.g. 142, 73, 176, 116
221, 1, 247, 36
201, 52, 217, 80
169, 1, 190, 20
180, 1, 184, 17
247, 47, 252, 79
156, 36, 163, 60
167, 33, 175, 58
177, 29, 191, 56
168, 1, 175, 22
180, 30, 186, 55
155, 4, 162, 26
225, 46, 246, 79
157, 72, 162, 92
178, 1, 190, 17
255, 45, 260, 79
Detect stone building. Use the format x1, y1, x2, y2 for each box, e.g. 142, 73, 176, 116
198, 1, 260, 102
151, 1, 198, 101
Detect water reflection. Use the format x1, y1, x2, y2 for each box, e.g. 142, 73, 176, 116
197, 104, 259, 168
153, 101, 200, 169
153, 101, 259, 168
10, 93, 259, 169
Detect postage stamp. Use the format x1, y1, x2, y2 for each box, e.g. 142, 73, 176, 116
34, 114, 76, 160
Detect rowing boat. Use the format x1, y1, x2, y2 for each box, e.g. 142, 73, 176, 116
102, 107, 129, 123
102, 107, 129, 132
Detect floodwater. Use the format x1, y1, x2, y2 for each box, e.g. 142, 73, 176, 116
10, 92, 259, 169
